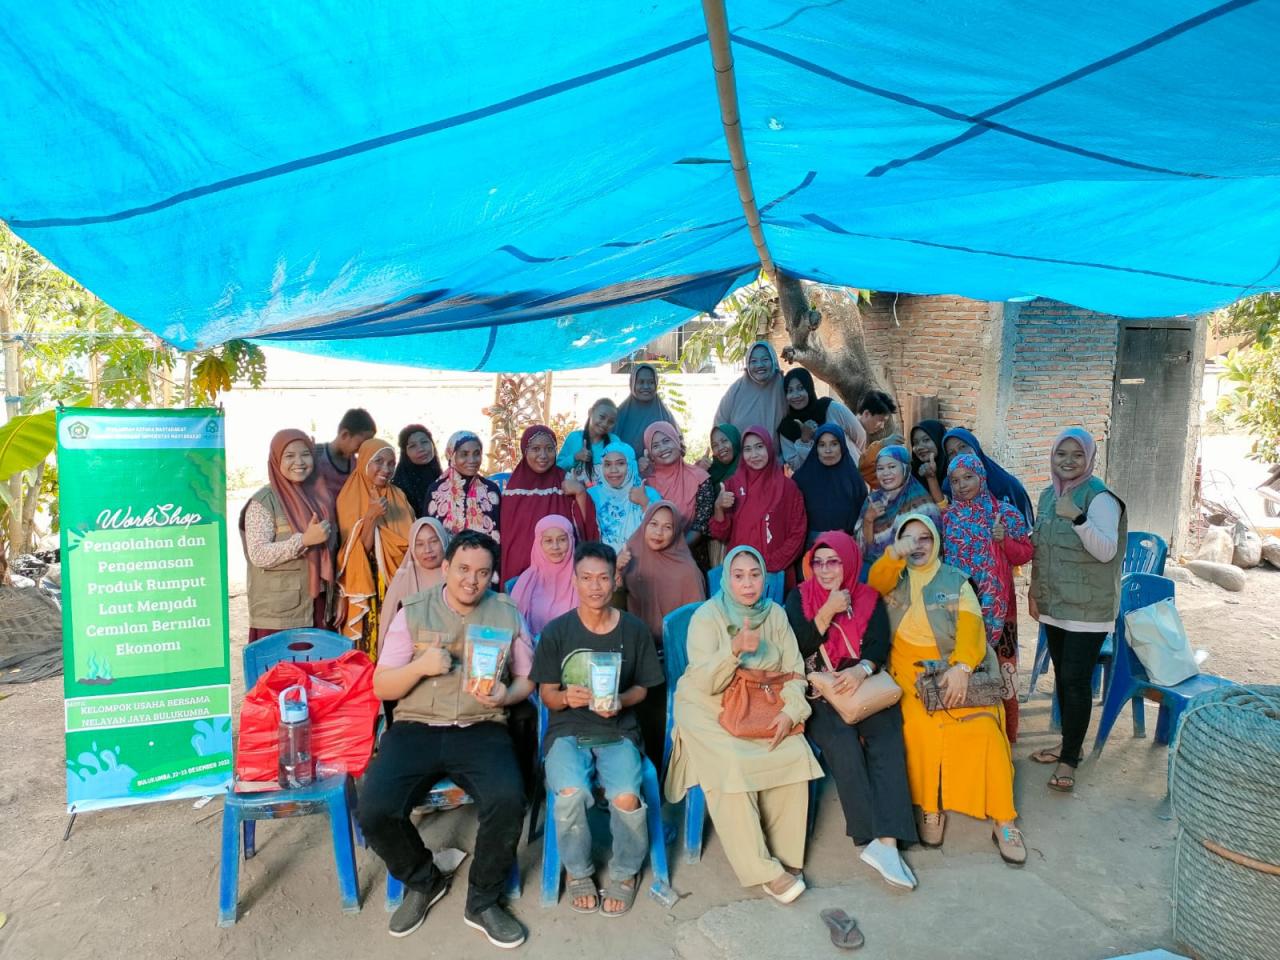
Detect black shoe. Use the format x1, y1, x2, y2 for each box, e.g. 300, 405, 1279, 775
388, 873, 450, 938
464, 903, 527, 949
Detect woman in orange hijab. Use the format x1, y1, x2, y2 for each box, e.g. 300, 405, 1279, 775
336, 437, 413, 654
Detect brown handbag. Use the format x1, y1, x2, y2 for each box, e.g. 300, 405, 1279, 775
719, 667, 805, 740
807, 645, 902, 725
913, 645, 1004, 713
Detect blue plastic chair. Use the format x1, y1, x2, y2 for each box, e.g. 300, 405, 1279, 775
219, 628, 357, 926
660, 601, 821, 864
490, 471, 511, 492
1024, 531, 1169, 724
533, 700, 671, 907
243, 628, 354, 689
661, 603, 707, 863
706, 567, 785, 604
1092, 573, 1233, 757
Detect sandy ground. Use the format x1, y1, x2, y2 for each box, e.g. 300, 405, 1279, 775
1, 565, 1277, 960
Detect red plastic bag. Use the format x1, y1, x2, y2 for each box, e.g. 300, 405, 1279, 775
236, 650, 379, 782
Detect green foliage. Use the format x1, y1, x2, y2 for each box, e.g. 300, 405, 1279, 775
190, 340, 266, 404
677, 279, 871, 374
0, 408, 57, 479
679, 280, 776, 371
1216, 293, 1279, 348
1, 224, 266, 549
1219, 343, 1280, 462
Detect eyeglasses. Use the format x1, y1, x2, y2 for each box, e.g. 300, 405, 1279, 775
811, 558, 843, 571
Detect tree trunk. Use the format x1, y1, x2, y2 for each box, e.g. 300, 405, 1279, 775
774, 270, 880, 409
87, 304, 100, 405
17, 460, 44, 551
1, 268, 25, 550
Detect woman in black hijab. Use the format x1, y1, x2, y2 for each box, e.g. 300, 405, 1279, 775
391, 424, 442, 518
909, 419, 949, 504
778, 368, 863, 471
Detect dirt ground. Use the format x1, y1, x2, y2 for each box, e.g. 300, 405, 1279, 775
1, 565, 1276, 960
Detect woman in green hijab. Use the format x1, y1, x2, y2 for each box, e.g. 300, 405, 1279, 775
664, 546, 822, 903
698, 424, 742, 569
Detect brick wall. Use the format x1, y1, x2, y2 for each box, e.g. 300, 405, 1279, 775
997, 300, 1120, 491
834, 293, 1120, 495
766, 291, 1123, 498
858, 293, 994, 427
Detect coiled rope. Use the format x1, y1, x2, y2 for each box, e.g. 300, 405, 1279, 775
1168, 684, 1280, 960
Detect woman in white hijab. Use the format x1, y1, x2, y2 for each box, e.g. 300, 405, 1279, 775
377, 517, 451, 653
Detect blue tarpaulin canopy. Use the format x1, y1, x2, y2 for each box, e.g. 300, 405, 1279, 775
3, 1, 1278, 371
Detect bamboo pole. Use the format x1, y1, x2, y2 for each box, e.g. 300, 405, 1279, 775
700, 0, 775, 280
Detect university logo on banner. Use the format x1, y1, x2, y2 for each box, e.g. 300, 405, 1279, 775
58, 408, 232, 813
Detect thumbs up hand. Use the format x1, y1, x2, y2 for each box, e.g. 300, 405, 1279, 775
302, 512, 330, 546
629, 481, 650, 507
732, 616, 761, 656
715, 483, 736, 512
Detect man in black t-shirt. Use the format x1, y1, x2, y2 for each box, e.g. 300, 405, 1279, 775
531, 541, 664, 917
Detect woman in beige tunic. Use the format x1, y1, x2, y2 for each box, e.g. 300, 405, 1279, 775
665, 545, 822, 903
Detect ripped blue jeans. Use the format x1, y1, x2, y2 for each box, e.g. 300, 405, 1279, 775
544, 736, 647, 881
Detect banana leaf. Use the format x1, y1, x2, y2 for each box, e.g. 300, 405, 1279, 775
0, 409, 57, 480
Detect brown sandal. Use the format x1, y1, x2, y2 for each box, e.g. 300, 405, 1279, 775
1047, 772, 1075, 793
820, 908, 866, 950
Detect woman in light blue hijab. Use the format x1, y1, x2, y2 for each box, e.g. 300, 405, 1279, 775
665, 545, 822, 902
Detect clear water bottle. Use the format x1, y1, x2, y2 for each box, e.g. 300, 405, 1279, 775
277, 684, 314, 789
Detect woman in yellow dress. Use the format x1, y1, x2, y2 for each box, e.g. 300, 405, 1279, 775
867, 513, 1026, 865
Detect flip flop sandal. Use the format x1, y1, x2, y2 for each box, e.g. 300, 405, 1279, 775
601, 876, 639, 918
1047, 772, 1075, 793
820, 909, 866, 950
566, 876, 600, 914
1029, 748, 1060, 764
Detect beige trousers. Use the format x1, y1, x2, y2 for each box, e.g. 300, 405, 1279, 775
703, 781, 808, 887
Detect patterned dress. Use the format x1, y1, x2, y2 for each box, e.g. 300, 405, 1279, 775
941, 454, 1034, 742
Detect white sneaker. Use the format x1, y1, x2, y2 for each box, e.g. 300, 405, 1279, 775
860, 839, 915, 890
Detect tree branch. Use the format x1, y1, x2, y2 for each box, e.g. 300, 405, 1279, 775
775, 271, 878, 408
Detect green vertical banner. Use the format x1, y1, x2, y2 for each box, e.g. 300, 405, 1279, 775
58, 408, 232, 812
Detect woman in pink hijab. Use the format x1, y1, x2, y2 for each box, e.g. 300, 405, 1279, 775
510, 514, 579, 635
1028, 427, 1127, 795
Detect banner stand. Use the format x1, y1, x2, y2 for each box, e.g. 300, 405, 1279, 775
57, 408, 233, 820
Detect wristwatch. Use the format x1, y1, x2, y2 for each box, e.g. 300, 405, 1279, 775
955, 662, 973, 674
859, 661, 875, 677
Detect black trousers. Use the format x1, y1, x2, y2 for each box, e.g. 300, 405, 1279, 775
1044, 625, 1108, 767
806, 697, 918, 846
358, 721, 527, 913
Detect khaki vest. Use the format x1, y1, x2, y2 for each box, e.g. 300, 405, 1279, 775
1029, 477, 1127, 623
884, 562, 965, 657
394, 588, 523, 727
246, 487, 315, 630
882, 562, 1000, 672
